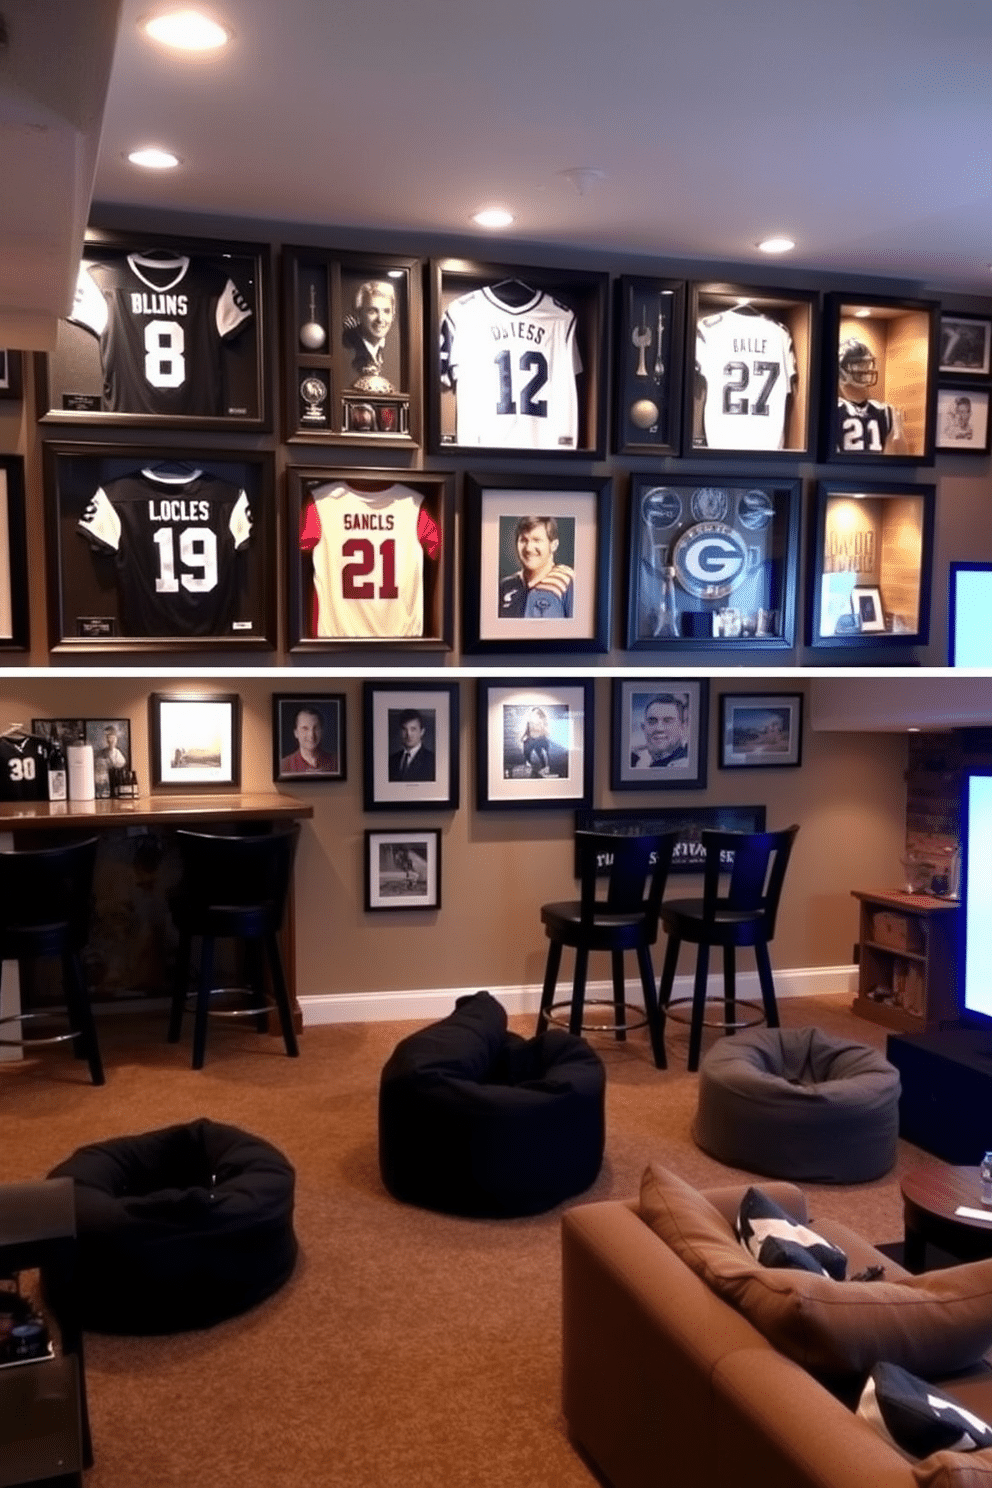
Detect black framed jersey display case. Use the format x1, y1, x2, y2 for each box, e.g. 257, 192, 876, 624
625, 473, 800, 651
282, 246, 423, 449
0, 455, 28, 651
286, 467, 453, 652
808, 479, 935, 648
429, 257, 607, 457
613, 277, 686, 455
688, 283, 818, 457
37, 229, 271, 431
43, 443, 277, 654
822, 293, 938, 464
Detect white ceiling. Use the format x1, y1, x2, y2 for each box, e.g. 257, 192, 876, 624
4, 0, 992, 342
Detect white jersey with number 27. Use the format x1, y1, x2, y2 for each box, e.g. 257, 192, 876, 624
695, 309, 796, 450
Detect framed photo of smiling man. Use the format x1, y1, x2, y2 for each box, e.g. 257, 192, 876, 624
611, 678, 709, 791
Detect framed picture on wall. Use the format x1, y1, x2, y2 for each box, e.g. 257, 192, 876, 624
84, 718, 133, 796
935, 384, 991, 454
0, 455, 28, 651
613, 276, 686, 455
0, 351, 23, 401
364, 828, 441, 912
363, 681, 459, 811
272, 693, 346, 782
36, 228, 271, 431
575, 804, 767, 876
939, 314, 992, 377
611, 679, 708, 791
476, 678, 594, 811
822, 293, 938, 464
462, 473, 611, 653
718, 692, 803, 769
149, 692, 241, 787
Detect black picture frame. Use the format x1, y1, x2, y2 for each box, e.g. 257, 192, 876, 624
282, 246, 423, 448
462, 473, 612, 654
687, 282, 818, 457
36, 227, 271, 431
574, 804, 767, 876
718, 692, 803, 769
272, 693, 346, 782
0, 350, 24, 401
613, 276, 686, 455
808, 479, 936, 648
939, 313, 992, 378
287, 466, 453, 652
610, 678, 709, 791
364, 828, 441, 912
476, 677, 594, 811
935, 384, 991, 455
429, 256, 608, 457
149, 691, 241, 788
0, 455, 28, 651
822, 292, 938, 464
625, 473, 799, 650
43, 442, 276, 654
363, 681, 460, 812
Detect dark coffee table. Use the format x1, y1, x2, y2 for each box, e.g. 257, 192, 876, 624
901, 1162, 992, 1271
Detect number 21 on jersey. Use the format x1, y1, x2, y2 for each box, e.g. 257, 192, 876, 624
341, 536, 399, 599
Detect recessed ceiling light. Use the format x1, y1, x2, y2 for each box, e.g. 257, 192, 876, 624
757, 236, 795, 255
142, 8, 232, 51
854, 307, 872, 318
127, 146, 181, 169
472, 208, 514, 229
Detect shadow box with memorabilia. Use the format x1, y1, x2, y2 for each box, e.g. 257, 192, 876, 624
821, 294, 938, 464
613, 277, 686, 455
429, 257, 608, 457
625, 474, 799, 651
286, 467, 453, 652
687, 283, 817, 457
808, 479, 935, 648
36, 228, 271, 431
282, 246, 423, 448
43, 443, 276, 654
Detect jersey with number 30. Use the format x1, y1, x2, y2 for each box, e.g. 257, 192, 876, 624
695, 309, 796, 449
0, 734, 49, 801
77, 468, 252, 637
70, 253, 252, 416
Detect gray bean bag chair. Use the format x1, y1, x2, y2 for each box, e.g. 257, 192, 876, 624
693, 1026, 900, 1183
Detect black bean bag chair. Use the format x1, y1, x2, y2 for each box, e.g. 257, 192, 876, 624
378, 990, 606, 1218
46, 1118, 297, 1334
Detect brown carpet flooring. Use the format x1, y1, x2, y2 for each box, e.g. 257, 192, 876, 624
1, 995, 923, 1488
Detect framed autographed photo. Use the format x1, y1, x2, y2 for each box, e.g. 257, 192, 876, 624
625, 474, 799, 651
809, 480, 935, 648
822, 293, 938, 464
43, 443, 276, 655
476, 678, 593, 811
939, 314, 991, 378
0, 456, 28, 650
462, 474, 611, 653
363, 681, 459, 812
936, 384, 991, 455
611, 679, 708, 792
287, 467, 453, 652
282, 246, 423, 448
576, 804, 766, 876
614, 277, 686, 455
37, 228, 270, 431
272, 693, 346, 782
429, 257, 608, 457
718, 692, 803, 770
688, 283, 817, 456
0, 351, 23, 401
364, 829, 441, 912
150, 692, 241, 787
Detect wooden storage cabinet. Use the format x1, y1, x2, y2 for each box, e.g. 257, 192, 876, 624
851, 888, 959, 1032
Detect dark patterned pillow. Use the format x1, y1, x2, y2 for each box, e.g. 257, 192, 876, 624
858, 1361, 992, 1458
736, 1185, 848, 1279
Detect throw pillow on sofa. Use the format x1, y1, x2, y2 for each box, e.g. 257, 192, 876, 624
640, 1161, 992, 1379
736, 1185, 848, 1279
857, 1361, 992, 1459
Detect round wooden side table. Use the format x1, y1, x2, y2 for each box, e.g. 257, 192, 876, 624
901, 1162, 992, 1271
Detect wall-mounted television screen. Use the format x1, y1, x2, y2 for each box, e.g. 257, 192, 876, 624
949, 562, 992, 667
960, 769, 992, 1026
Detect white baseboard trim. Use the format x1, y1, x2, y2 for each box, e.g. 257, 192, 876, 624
300, 964, 858, 1027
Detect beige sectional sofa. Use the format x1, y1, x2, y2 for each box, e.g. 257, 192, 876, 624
561, 1165, 992, 1488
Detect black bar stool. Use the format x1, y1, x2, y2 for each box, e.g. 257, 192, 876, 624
168, 825, 301, 1070
0, 837, 103, 1085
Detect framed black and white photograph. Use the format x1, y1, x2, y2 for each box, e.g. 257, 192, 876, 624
611, 678, 708, 791
149, 692, 241, 787
84, 718, 132, 797
614, 276, 686, 455
364, 828, 441, 912
850, 585, 886, 633
822, 293, 938, 464
31, 718, 86, 749
476, 678, 593, 811
272, 693, 346, 782
0, 456, 28, 651
0, 351, 23, 401
626, 474, 799, 650
287, 466, 453, 652
37, 228, 270, 431
575, 804, 767, 875
462, 474, 611, 653
939, 314, 992, 377
363, 681, 459, 811
43, 442, 276, 654
936, 384, 991, 454
718, 693, 803, 769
